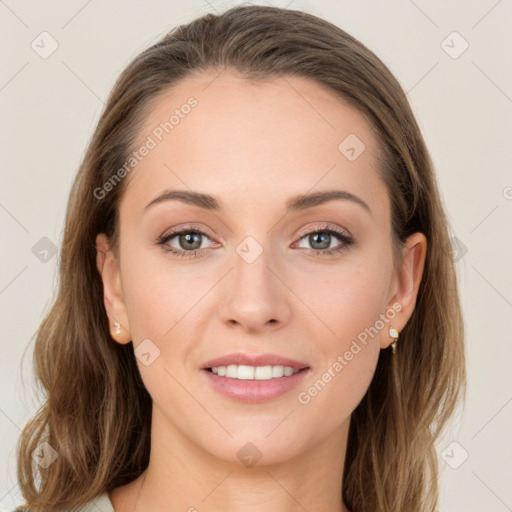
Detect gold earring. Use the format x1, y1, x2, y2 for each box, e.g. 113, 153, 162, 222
389, 327, 399, 353
113, 321, 121, 335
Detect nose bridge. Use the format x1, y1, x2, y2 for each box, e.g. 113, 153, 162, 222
218, 232, 290, 331
232, 233, 277, 304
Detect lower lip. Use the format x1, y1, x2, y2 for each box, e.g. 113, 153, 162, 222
201, 368, 311, 403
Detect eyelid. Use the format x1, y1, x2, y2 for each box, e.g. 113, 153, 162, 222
159, 223, 218, 242
158, 222, 350, 245
157, 222, 353, 257
295, 222, 351, 239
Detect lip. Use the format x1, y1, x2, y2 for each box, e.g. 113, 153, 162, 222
201, 366, 312, 403
202, 352, 310, 370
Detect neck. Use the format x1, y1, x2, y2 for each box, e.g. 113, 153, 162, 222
116, 406, 351, 512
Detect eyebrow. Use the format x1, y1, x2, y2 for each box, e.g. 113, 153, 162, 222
144, 189, 372, 215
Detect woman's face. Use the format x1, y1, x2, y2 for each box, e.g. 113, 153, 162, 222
97, 70, 425, 465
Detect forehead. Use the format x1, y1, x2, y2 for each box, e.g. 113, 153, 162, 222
121, 70, 388, 221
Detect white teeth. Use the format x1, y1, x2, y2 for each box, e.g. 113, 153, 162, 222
237, 365, 254, 380
272, 365, 283, 378
210, 364, 301, 380
256, 365, 273, 380
283, 366, 295, 377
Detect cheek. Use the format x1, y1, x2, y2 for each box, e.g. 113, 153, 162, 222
297, 346, 379, 440
296, 278, 383, 427
299, 256, 390, 342
119, 237, 205, 340
294, 258, 388, 417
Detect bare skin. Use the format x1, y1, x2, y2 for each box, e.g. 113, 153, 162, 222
96, 70, 427, 512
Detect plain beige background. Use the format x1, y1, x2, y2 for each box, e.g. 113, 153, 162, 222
1, 1, 511, 510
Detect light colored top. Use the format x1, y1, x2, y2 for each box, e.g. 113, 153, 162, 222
1, 493, 115, 512
79, 492, 115, 512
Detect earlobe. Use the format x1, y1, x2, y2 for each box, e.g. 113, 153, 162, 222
382, 232, 427, 350
95, 233, 132, 345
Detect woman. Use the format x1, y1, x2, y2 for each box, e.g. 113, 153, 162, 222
14, 4, 466, 512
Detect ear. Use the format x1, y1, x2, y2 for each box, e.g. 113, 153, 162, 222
96, 233, 131, 344
381, 232, 427, 349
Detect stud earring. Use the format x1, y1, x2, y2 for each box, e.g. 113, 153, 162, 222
389, 327, 399, 354
113, 321, 121, 335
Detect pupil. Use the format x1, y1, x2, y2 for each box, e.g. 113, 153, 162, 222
310, 232, 330, 250
180, 232, 201, 250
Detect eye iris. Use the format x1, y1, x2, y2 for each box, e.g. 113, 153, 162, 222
310, 232, 331, 250
179, 232, 202, 250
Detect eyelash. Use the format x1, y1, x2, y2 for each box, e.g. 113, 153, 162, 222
156, 224, 354, 259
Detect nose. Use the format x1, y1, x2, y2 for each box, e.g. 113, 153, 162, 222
217, 244, 292, 334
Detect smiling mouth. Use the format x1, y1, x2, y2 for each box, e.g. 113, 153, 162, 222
204, 364, 310, 381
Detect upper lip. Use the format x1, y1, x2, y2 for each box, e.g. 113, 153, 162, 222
202, 352, 310, 370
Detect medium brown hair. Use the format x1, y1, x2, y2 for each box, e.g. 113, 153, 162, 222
15, 4, 466, 511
